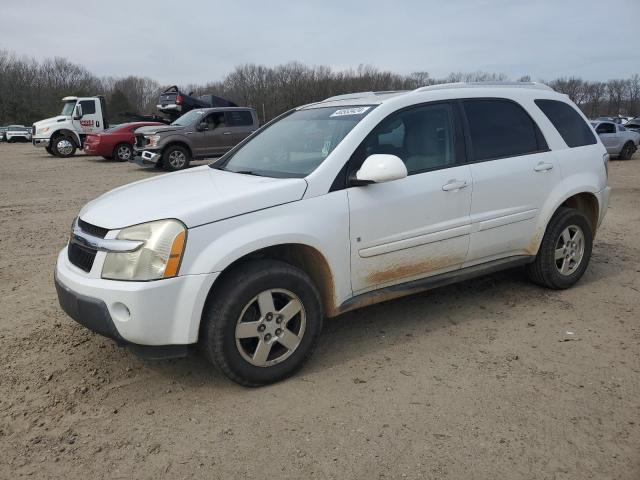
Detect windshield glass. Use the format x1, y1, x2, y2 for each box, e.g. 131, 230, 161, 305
215, 105, 374, 178
104, 124, 122, 132
171, 110, 204, 126
60, 101, 76, 117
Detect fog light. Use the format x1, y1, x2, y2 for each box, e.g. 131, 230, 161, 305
112, 302, 131, 322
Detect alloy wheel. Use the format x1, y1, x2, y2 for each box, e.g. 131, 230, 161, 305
168, 151, 186, 169
235, 288, 306, 367
554, 225, 585, 276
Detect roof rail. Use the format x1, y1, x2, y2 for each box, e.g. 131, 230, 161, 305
321, 90, 408, 103
415, 81, 554, 93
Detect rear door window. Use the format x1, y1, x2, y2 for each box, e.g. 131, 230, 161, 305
226, 110, 254, 126
462, 99, 546, 161
535, 99, 597, 147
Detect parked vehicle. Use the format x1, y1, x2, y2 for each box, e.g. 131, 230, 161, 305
84, 121, 165, 161
55, 82, 610, 386
591, 120, 639, 159
624, 118, 640, 134
5, 125, 32, 142
157, 86, 237, 121
32, 96, 108, 157
133, 107, 258, 171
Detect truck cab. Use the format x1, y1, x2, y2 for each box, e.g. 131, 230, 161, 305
32, 96, 108, 157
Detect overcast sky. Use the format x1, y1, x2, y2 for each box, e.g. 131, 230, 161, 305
1, 0, 638, 85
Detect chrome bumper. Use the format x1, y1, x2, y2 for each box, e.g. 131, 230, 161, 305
132, 150, 161, 166
32, 137, 50, 147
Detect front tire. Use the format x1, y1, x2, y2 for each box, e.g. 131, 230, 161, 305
113, 143, 133, 162
162, 145, 190, 171
52, 135, 77, 157
45, 145, 56, 156
526, 207, 593, 289
201, 260, 323, 386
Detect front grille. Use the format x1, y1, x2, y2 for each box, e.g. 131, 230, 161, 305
68, 242, 97, 273
78, 218, 108, 238
68, 219, 109, 272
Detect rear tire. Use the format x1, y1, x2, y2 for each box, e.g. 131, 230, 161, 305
162, 145, 190, 171
526, 207, 593, 289
201, 260, 323, 387
113, 143, 133, 162
618, 142, 636, 160
52, 135, 77, 157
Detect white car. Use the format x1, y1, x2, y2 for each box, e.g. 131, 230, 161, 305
591, 120, 639, 160
5, 125, 32, 142
55, 82, 611, 386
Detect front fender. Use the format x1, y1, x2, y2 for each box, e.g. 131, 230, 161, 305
179, 191, 352, 309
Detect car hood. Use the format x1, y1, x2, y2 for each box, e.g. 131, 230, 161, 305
33, 116, 69, 128
78, 166, 308, 230
134, 125, 185, 135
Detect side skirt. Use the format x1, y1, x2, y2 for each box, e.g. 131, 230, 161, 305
336, 255, 534, 315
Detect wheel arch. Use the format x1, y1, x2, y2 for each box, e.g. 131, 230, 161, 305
198, 242, 338, 342
51, 129, 81, 146
529, 190, 600, 256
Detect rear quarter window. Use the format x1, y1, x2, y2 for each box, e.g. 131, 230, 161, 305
534, 99, 597, 148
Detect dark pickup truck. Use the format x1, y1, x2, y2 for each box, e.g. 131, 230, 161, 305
133, 107, 259, 171
157, 86, 237, 122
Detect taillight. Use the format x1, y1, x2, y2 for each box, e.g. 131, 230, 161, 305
175, 95, 183, 105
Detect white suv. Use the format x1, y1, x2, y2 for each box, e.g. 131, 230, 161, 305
55, 82, 611, 386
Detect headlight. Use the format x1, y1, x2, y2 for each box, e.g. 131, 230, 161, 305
146, 134, 161, 147
38, 127, 50, 134
102, 219, 186, 281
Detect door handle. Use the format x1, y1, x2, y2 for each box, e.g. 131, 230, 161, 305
222, 131, 232, 135
534, 162, 554, 172
442, 180, 469, 192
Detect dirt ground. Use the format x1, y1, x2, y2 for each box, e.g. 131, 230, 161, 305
0, 142, 638, 479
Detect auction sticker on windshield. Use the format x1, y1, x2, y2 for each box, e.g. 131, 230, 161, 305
330, 107, 371, 117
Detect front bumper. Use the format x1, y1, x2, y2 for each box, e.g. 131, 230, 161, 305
32, 137, 50, 147
55, 247, 218, 347
132, 150, 161, 166
7, 134, 32, 141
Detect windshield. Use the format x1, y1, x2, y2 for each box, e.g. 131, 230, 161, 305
215, 106, 374, 178
60, 101, 76, 117
171, 110, 204, 126
104, 124, 122, 133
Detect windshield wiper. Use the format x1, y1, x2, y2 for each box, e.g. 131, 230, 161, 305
233, 170, 264, 176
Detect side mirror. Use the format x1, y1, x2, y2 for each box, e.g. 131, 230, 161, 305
73, 104, 83, 120
353, 154, 407, 185
196, 122, 209, 131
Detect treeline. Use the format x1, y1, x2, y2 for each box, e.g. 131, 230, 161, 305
1, 49, 639, 125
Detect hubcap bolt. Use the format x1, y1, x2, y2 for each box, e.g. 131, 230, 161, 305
266, 313, 273, 321
258, 324, 266, 332
265, 334, 272, 341
276, 315, 283, 324
275, 328, 282, 336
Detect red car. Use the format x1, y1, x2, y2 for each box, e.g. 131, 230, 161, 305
83, 122, 165, 161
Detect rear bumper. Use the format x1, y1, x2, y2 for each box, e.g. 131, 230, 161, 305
596, 186, 611, 228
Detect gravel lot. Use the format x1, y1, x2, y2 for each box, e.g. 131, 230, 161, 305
1, 142, 639, 479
